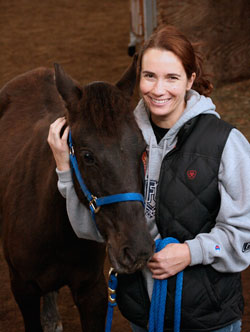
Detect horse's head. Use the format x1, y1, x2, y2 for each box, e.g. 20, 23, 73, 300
54, 58, 154, 274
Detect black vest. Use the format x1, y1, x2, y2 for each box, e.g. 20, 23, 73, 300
117, 115, 244, 331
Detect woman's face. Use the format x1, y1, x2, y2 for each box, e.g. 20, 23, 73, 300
140, 48, 195, 128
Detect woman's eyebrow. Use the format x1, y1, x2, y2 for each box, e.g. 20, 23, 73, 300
166, 73, 181, 77
142, 70, 154, 74
141, 71, 182, 78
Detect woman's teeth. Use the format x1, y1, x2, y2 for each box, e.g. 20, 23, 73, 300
151, 97, 171, 104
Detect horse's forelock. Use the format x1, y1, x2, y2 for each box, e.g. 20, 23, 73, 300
79, 82, 135, 137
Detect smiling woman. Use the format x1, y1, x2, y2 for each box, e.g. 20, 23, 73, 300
140, 48, 195, 128
115, 25, 250, 332
47, 25, 250, 332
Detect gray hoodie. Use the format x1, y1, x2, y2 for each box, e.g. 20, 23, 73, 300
57, 90, 250, 297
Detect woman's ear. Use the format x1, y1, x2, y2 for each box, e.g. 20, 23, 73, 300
187, 72, 196, 91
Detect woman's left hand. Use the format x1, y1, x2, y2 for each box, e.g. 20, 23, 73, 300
147, 243, 191, 279
47, 117, 70, 171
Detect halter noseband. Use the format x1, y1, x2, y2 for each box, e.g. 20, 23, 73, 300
68, 130, 144, 219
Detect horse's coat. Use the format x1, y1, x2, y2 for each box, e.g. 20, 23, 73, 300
0, 59, 154, 332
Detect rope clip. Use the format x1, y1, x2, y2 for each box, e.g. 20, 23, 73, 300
108, 267, 118, 304
69, 145, 75, 155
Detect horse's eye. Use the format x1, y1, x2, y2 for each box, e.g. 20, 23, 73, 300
83, 152, 95, 165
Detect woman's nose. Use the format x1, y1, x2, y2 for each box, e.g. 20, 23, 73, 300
152, 79, 165, 95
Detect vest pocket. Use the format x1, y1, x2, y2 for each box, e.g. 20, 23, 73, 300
116, 271, 150, 328
180, 266, 221, 313
200, 267, 221, 309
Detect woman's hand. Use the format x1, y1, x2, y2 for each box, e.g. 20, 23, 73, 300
47, 117, 70, 171
147, 243, 191, 279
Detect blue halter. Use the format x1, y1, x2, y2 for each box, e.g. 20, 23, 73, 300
68, 130, 145, 219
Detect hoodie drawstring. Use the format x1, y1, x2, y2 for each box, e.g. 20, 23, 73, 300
162, 140, 168, 162
145, 136, 153, 203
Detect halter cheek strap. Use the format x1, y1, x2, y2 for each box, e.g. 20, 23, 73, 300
68, 130, 144, 219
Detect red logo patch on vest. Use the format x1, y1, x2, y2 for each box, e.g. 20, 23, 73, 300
187, 170, 197, 180
142, 151, 148, 174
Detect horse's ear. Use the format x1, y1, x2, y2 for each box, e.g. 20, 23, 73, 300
115, 54, 138, 97
54, 63, 82, 111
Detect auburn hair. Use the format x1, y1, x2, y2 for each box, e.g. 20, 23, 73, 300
138, 25, 213, 96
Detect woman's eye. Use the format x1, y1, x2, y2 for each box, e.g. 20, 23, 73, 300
143, 72, 154, 79
168, 76, 177, 80
82, 152, 95, 165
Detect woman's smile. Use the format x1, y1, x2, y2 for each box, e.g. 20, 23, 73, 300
149, 96, 172, 106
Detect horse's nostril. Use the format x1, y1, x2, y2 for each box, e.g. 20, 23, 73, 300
120, 244, 154, 270
121, 246, 136, 266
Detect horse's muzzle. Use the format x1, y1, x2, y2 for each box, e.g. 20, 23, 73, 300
107, 240, 155, 274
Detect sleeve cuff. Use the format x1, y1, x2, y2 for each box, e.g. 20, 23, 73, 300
56, 168, 72, 182
185, 238, 203, 266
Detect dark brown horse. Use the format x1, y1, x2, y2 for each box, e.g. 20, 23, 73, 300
0, 58, 154, 332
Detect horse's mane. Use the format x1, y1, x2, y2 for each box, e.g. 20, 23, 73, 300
80, 82, 136, 138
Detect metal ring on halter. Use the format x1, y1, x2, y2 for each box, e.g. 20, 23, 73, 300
89, 195, 101, 213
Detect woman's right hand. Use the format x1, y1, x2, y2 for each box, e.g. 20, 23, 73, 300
47, 117, 70, 171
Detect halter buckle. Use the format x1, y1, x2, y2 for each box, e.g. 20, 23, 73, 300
89, 195, 101, 214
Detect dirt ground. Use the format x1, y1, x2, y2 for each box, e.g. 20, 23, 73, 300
0, 1, 250, 331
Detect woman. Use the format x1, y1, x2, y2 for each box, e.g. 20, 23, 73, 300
48, 25, 250, 331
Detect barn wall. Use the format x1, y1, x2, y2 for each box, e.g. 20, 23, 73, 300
157, 0, 250, 85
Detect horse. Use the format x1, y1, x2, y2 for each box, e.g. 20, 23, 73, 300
0, 57, 154, 332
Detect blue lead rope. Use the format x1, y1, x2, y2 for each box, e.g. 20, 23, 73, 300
105, 269, 118, 332
105, 238, 183, 332
148, 238, 183, 332
68, 129, 147, 329
68, 132, 183, 331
